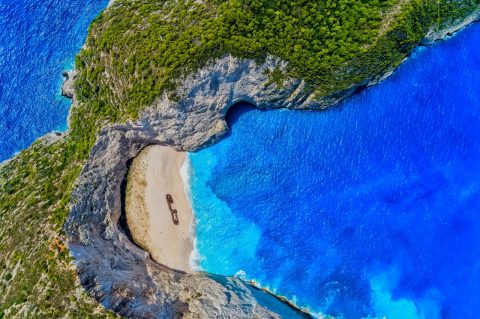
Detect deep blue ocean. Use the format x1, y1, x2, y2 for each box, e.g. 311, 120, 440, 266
189, 23, 480, 319
0, 0, 108, 162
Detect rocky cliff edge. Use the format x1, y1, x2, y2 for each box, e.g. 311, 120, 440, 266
64, 13, 479, 318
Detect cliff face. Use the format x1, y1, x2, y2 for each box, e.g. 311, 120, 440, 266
423, 10, 480, 44
65, 56, 315, 319
64, 16, 479, 319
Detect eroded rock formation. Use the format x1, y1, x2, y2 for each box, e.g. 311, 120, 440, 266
65, 56, 316, 318
64, 13, 480, 317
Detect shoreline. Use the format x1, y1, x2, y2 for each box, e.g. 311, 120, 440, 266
4, 10, 478, 319
3, 15, 475, 169
423, 10, 480, 44
179, 154, 201, 271
125, 145, 196, 272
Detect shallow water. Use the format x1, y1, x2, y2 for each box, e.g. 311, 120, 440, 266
0, 0, 108, 161
189, 23, 480, 318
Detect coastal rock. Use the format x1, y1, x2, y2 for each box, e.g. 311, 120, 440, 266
65, 56, 315, 319
423, 11, 480, 44
40, 131, 65, 146
65, 16, 480, 319
135, 55, 390, 151
61, 70, 77, 99
65, 127, 311, 319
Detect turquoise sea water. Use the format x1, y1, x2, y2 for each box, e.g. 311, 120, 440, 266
0, 0, 108, 161
189, 24, 480, 318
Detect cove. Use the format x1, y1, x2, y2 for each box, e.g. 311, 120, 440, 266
188, 23, 480, 318
0, 0, 109, 161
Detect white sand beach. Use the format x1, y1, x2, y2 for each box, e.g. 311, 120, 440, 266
125, 145, 194, 272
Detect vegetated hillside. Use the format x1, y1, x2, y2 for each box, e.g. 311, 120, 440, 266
75, 0, 480, 124
0, 138, 119, 319
0, 0, 478, 317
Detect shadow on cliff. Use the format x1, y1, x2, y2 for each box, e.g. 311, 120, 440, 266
225, 101, 257, 127
119, 157, 134, 243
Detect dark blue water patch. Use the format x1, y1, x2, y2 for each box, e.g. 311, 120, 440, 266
0, 0, 109, 161
189, 23, 480, 318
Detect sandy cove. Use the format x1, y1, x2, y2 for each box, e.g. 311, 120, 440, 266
125, 145, 195, 272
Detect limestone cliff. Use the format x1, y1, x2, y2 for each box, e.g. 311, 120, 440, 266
64, 14, 479, 319
65, 56, 315, 319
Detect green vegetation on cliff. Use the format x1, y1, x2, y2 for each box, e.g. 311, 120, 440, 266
76, 0, 480, 122
0, 0, 478, 317
0, 138, 118, 318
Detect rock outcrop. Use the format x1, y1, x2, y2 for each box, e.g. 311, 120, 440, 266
61, 70, 77, 99
65, 56, 315, 319
423, 10, 480, 44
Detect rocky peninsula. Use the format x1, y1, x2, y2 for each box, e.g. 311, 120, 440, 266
65, 16, 479, 317
0, 0, 479, 318
64, 55, 320, 318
